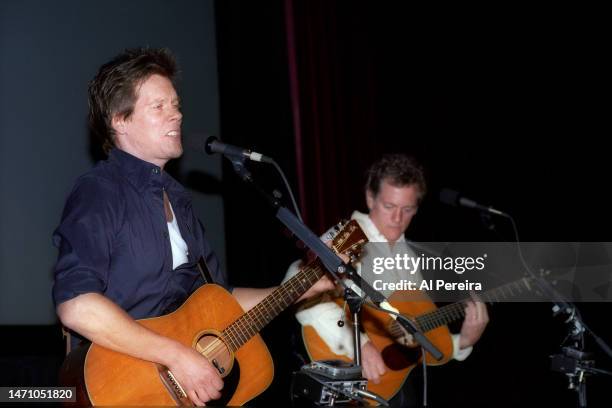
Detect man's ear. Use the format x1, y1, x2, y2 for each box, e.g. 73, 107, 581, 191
111, 114, 127, 137
366, 189, 375, 211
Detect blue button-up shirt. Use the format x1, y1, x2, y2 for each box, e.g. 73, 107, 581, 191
52, 149, 230, 344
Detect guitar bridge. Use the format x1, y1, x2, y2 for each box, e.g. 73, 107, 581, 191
157, 364, 192, 406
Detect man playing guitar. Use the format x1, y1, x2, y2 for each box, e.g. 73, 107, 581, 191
286, 153, 489, 407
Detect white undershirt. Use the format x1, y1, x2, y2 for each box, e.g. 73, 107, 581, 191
167, 202, 189, 269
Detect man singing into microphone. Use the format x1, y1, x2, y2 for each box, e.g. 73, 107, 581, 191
52, 47, 332, 406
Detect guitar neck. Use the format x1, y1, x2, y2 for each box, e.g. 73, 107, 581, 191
413, 277, 534, 333
221, 260, 326, 351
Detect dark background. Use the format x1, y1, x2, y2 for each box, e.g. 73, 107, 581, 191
1, 1, 610, 407
217, 2, 611, 407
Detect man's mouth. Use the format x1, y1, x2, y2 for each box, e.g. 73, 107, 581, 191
166, 130, 181, 138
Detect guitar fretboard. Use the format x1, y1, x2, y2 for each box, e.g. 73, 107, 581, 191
220, 259, 327, 351
389, 277, 534, 338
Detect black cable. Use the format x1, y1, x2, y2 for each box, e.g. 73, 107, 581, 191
298, 370, 368, 405
270, 158, 304, 223
421, 347, 428, 407
352, 388, 390, 406
289, 370, 296, 407
359, 301, 432, 406
505, 214, 612, 360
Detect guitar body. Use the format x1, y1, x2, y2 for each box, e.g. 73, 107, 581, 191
59, 219, 370, 406
302, 295, 453, 404
60, 284, 273, 406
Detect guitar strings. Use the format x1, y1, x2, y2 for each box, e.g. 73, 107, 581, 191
329, 269, 535, 348
220, 259, 324, 350
215, 226, 363, 352
191, 225, 363, 372
417, 278, 533, 330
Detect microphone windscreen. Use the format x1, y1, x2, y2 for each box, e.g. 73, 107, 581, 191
183, 133, 213, 154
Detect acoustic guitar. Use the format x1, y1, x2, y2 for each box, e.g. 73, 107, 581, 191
302, 277, 536, 404
59, 220, 367, 406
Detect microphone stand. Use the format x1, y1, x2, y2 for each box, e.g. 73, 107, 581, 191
536, 276, 612, 408
226, 155, 443, 404
465, 203, 612, 408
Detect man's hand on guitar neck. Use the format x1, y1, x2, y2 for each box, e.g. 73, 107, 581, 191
297, 275, 335, 302
458, 298, 489, 349
360, 341, 388, 384
294, 239, 346, 303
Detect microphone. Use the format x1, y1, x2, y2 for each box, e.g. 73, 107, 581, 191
203, 136, 272, 163
439, 188, 507, 217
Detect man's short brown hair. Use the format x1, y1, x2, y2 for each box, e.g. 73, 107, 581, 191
88, 48, 178, 154
365, 153, 427, 202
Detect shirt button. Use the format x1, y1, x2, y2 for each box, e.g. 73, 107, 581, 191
152, 168, 160, 175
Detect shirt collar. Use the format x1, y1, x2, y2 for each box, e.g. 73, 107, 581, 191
107, 149, 187, 200
350, 210, 406, 243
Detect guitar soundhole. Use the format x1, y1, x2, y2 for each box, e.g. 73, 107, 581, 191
194, 333, 240, 406
195, 334, 233, 378
381, 343, 421, 370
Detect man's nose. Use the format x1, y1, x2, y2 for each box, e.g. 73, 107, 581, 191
391, 209, 402, 223
170, 107, 182, 122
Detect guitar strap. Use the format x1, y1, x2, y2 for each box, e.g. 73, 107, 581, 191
62, 326, 71, 356
197, 256, 215, 285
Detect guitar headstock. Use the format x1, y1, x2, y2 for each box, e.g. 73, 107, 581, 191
327, 219, 368, 263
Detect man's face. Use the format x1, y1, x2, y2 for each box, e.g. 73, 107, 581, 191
113, 74, 182, 168
366, 180, 420, 243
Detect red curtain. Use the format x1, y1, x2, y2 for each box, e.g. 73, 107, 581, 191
284, 0, 380, 233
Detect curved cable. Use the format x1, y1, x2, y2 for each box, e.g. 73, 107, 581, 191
270, 158, 304, 222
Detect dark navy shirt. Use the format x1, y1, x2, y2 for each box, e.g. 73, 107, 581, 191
53, 149, 231, 344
